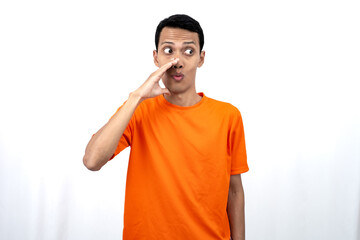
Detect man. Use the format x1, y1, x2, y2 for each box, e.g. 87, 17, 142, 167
83, 14, 249, 240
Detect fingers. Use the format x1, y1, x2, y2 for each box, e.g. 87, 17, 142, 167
153, 58, 179, 80
160, 58, 179, 71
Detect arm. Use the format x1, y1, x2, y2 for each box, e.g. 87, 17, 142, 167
82, 93, 141, 171
82, 58, 179, 171
227, 174, 245, 240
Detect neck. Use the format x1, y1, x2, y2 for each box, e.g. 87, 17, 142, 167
164, 91, 202, 107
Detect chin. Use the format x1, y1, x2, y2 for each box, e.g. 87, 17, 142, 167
163, 79, 193, 95
168, 86, 191, 95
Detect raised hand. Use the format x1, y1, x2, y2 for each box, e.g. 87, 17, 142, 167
132, 58, 179, 101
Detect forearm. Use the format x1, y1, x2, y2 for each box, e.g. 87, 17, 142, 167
83, 58, 179, 171
227, 190, 245, 240
83, 92, 142, 171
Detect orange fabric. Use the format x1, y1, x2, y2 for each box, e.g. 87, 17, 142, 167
110, 92, 248, 240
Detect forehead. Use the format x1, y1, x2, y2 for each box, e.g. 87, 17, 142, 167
159, 27, 199, 47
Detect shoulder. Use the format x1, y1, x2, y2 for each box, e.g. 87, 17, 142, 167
137, 95, 162, 109
132, 95, 162, 118
205, 95, 242, 117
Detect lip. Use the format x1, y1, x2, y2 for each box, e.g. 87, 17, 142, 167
172, 74, 184, 81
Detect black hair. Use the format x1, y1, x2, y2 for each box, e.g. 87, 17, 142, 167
155, 14, 204, 52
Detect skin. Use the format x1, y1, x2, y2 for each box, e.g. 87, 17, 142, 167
228, 174, 246, 240
83, 26, 245, 240
153, 27, 205, 106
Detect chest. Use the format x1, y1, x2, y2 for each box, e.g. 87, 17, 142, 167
134, 109, 230, 157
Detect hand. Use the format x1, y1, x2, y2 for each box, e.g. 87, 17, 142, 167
132, 58, 179, 101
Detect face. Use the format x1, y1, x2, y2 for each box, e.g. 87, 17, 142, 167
153, 27, 205, 95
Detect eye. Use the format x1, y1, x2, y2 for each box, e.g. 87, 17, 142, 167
163, 47, 173, 54
184, 48, 194, 55
185, 48, 194, 55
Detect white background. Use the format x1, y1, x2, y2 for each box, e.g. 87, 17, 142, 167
1, 0, 359, 239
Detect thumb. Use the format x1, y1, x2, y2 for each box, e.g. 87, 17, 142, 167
161, 88, 171, 96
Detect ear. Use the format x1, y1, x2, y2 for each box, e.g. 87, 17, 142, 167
153, 50, 159, 67
198, 50, 205, 68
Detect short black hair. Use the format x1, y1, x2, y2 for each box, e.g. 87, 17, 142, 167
155, 14, 204, 52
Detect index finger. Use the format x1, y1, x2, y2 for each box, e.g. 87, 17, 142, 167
154, 58, 179, 77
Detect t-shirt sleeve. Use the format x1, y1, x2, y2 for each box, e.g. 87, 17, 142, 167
108, 102, 134, 160
228, 107, 249, 175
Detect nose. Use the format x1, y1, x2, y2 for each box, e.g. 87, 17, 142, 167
173, 64, 183, 69
172, 55, 183, 69
172, 59, 183, 69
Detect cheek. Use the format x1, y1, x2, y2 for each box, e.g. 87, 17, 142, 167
188, 59, 200, 71
157, 55, 172, 66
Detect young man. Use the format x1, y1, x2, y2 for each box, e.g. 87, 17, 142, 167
83, 14, 249, 240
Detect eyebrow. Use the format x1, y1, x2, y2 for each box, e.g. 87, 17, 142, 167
161, 41, 196, 46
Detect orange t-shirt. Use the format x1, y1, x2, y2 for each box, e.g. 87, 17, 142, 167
110, 92, 248, 240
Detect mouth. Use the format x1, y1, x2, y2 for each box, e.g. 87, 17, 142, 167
172, 74, 184, 81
